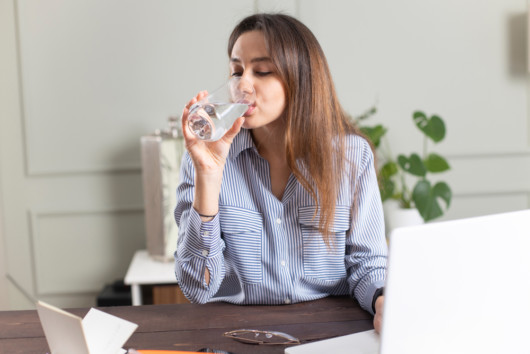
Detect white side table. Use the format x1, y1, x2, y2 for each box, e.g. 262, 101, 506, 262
124, 249, 177, 305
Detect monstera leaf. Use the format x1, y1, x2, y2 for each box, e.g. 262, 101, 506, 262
412, 180, 452, 222
397, 154, 426, 177
424, 153, 450, 173
413, 111, 445, 143
379, 161, 398, 201
380, 161, 398, 178
353, 108, 452, 222
360, 125, 387, 148
380, 179, 395, 202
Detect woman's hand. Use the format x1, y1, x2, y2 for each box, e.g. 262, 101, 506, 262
181, 91, 245, 176
181, 91, 245, 217
373, 295, 384, 333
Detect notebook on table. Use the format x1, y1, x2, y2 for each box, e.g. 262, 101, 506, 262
286, 209, 530, 354
36, 300, 138, 354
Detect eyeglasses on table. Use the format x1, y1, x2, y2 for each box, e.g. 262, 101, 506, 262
223, 329, 301, 345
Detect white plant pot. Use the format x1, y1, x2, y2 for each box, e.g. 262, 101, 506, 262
383, 200, 424, 238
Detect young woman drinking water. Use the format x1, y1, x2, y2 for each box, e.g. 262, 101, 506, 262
174, 13, 387, 332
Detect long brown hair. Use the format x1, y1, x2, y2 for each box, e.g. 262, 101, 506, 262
228, 13, 365, 244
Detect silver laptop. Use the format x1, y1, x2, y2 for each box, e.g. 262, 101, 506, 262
286, 209, 530, 354
381, 209, 530, 354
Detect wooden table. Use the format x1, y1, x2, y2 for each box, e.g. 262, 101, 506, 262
0, 296, 374, 354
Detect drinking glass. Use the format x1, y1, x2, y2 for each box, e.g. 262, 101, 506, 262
187, 77, 255, 141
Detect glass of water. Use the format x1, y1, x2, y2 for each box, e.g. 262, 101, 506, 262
187, 77, 255, 141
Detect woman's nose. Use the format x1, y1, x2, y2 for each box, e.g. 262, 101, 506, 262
238, 76, 254, 94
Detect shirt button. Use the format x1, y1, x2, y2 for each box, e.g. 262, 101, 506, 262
284, 298, 291, 304
280, 260, 286, 267
203, 231, 210, 237
276, 218, 282, 224
201, 250, 209, 257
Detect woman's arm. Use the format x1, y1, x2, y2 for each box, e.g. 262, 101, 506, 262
173, 93, 245, 303
345, 137, 388, 314
180, 91, 243, 218
174, 154, 226, 303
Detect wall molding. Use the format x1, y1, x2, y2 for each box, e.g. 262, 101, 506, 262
28, 205, 144, 296
24, 164, 142, 179
446, 149, 530, 160
26, 163, 143, 177
452, 190, 529, 199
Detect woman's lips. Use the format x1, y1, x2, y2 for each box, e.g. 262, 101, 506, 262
244, 104, 256, 117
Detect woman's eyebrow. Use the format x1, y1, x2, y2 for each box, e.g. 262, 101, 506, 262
230, 56, 272, 63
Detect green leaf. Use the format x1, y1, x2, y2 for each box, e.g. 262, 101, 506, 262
424, 153, 450, 173
380, 179, 395, 202
412, 111, 446, 143
354, 106, 377, 121
360, 125, 387, 148
432, 181, 452, 208
379, 162, 396, 202
380, 161, 398, 179
397, 153, 426, 177
412, 180, 452, 222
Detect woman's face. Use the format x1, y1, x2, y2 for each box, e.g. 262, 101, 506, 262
230, 30, 286, 131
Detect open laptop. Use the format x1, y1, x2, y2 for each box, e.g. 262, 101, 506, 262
286, 209, 530, 354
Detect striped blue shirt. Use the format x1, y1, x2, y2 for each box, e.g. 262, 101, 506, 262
174, 128, 387, 314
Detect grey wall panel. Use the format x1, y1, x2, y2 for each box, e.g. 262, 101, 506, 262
30, 208, 145, 295
16, 0, 255, 175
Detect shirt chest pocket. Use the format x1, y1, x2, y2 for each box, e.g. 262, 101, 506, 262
299, 205, 350, 281
220, 205, 263, 284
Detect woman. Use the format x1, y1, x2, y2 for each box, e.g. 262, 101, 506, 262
174, 13, 387, 332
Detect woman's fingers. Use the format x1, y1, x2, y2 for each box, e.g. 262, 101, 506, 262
181, 90, 243, 171
373, 296, 384, 333
222, 116, 245, 143
181, 91, 209, 141
181, 107, 196, 143
184, 90, 208, 110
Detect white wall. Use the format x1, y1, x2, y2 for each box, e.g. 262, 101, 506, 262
0, 0, 528, 309
0, 191, 7, 310
0, 0, 26, 310
300, 0, 530, 220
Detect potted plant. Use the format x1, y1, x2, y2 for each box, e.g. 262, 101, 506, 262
353, 108, 452, 225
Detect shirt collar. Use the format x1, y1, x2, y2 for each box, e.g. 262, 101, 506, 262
229, 128, 257, 159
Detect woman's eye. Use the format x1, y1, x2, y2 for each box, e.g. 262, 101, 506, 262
256, 72, 272, 77
231, 72, 243, 77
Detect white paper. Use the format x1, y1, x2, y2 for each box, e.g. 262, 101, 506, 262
37, 301, 137, 354
285, 329, 380, 354
82, 308, 138, 354
36, 301, 90, 354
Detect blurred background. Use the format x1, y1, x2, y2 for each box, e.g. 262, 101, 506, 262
0, 0, 529, 310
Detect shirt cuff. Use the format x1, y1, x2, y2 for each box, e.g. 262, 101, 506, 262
371, 287, 384, 313
363, 279, 385, 315
186, 209, 222, 258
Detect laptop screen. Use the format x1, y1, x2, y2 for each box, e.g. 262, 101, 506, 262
380, 210, 530, 354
